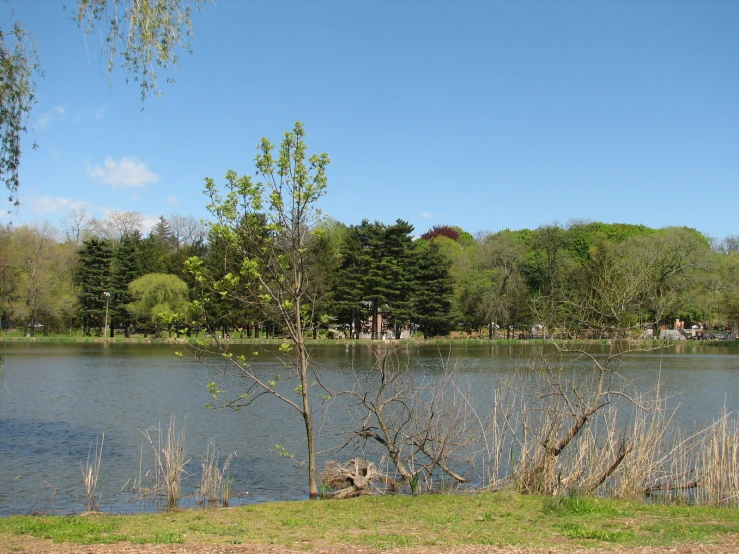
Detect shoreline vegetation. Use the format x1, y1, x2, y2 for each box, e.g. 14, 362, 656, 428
0, 493, 738, 551
1, 335, 738, 347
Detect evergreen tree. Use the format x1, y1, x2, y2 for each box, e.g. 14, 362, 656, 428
110, 233, 141, 336
333, 220, 417, 339
379, 220, 416, 338
139, 216, 179, 274
333, 223, 365, 338
74, 239, 113, 335
412, 241, 454, 338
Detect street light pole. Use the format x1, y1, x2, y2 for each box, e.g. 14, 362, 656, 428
103, 291, 110, 339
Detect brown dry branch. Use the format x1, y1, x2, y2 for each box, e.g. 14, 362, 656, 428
328, 344, 483, 494
487, 340, 671, 496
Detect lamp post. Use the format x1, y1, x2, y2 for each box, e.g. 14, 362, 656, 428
103, 291, 110, 339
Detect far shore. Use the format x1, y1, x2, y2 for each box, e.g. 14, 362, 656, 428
0, 335, 736, 348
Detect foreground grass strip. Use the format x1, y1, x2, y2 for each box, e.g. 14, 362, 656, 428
0, 493, 738, 550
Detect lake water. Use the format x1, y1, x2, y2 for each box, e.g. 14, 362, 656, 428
0, 341, 737, 515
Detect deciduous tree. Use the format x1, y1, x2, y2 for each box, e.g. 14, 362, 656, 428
189, 122, 329, 498
127, 272, 189, 337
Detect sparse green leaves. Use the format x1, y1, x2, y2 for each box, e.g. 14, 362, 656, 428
278, 342, 292, 354
0, 20, 40, 206
270, 444, 295, 459
207, 381, 225, 400
74, 0, 213, 102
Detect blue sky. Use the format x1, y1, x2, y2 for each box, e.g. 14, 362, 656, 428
5, 0, 738, 240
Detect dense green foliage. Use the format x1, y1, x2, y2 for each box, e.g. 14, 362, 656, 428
0, 217, 737, 339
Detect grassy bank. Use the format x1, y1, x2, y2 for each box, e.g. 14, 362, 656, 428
0, 493, 737, 550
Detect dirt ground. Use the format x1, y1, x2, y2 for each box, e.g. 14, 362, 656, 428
2, 536, 739, 554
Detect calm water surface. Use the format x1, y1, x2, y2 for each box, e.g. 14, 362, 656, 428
0, 341, 737, 515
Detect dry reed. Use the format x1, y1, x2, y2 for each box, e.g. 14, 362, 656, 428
81, 433, 104, 511
141, 416, 190, 510
197, 439, 235, 507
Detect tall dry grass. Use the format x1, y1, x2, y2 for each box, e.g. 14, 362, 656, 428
475, 358, 739, 507
81, 433, 104, 511
197, 439, 236, 507
141, 417, 190, 510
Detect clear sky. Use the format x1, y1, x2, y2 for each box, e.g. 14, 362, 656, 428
4, 0, 738, 240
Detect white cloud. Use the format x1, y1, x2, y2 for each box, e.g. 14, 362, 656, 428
167, 195, 181, 206
25, 194, 92, 215
140, 215, 160, 235
74, 105, 108, 123
420, 212, 435, 219
87, 157, 159, 188
35, 105, 68, 130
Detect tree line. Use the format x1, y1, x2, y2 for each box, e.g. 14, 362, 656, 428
1, 213, 736, 339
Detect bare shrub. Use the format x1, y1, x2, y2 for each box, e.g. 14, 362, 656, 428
330, 344, 483, 493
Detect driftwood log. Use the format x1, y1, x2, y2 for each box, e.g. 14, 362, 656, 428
321, 459, 398, 499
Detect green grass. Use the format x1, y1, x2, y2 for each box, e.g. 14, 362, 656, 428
0, 493, 737, 551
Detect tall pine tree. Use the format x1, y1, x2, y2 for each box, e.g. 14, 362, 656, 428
110, 233, 141, 336
74, 239, 113, 336
412, 241, 454, 338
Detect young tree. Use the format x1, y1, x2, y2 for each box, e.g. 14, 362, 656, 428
189, 122, 329, 498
